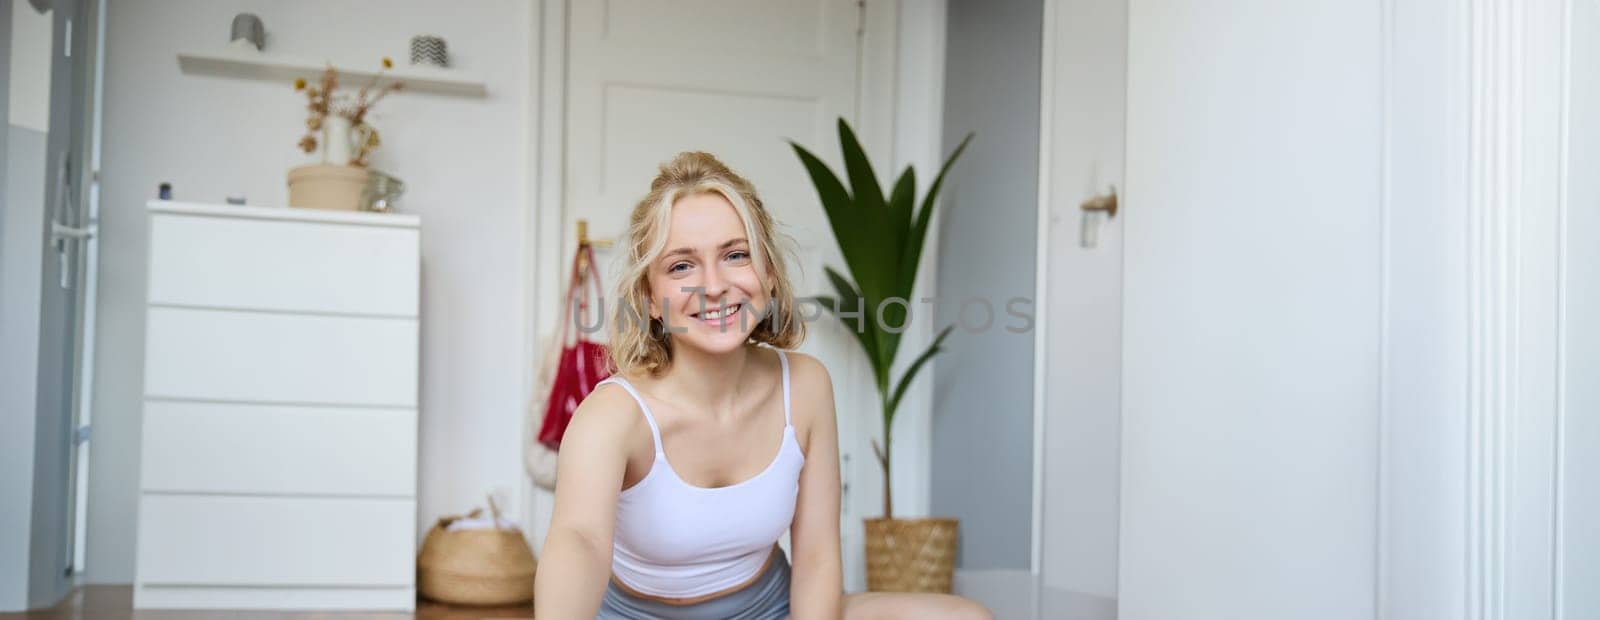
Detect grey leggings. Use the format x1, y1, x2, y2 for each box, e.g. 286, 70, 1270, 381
596, 547, 792, 619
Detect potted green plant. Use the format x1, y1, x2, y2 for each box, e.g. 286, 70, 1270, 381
791, 119, 972, 593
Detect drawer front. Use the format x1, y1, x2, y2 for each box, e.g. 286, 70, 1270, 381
148, 213, 419, 316
144, 306, 417, 407
136, 494, 414, 586
141, 401, 416, 497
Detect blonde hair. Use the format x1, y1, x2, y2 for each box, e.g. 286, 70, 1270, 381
607, 152, 806, 376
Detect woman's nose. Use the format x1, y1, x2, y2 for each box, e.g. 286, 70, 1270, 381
699, 264, 729, 302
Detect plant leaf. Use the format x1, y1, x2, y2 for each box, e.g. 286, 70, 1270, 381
834, 120, 897, 301
886, 167, 916, 269
837, 119, 887, 213
814, 293, 869, 362
820, 269, 887, 388
875, 168, 920, 365
886, 325, 955, 419
791, 141, 876, 292
900, 133, 974, 296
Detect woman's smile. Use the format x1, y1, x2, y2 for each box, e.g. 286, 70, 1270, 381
691, 302, 743, 328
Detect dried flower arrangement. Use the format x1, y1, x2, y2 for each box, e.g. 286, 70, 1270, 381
294, 58, 404, 167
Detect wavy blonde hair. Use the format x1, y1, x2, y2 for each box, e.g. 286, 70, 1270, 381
607, 152, 806, 376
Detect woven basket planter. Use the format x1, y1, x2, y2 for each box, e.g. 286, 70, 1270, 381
416, 511, 537, 607
863, 517, 959, 593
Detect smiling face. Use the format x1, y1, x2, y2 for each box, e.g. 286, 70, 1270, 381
646, 192, 773, 356
607, 151, 805, 376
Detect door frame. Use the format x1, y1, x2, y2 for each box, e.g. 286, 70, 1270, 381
1031, 0, 1057, 592
1382, 0, 1578, 617
1031, 1, 1056, 614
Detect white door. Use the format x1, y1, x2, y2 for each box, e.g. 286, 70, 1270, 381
1036, 0, 1125, 617
556, 0, 879, 589
1118, 1, 1383, 619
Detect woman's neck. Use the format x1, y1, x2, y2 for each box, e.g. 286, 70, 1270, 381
656, 342, 755, 421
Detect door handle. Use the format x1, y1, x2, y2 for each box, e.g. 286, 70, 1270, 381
51, 222, 95, 240
1079, 186, 1118, 248
50, 152, 90, 289
1079, 186, 1118, 218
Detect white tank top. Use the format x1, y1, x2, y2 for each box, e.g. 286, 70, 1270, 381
598, 347, 806, 599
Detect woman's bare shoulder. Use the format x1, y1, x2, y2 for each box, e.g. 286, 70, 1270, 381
563, 381, 646, 449
781, 350, 832, 390
778, 350, 836, 433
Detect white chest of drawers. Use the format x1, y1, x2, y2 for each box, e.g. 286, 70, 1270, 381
133, 201, 420, 611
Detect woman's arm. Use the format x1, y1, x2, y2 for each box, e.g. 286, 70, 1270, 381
533, 387, 635, 618
788, 353, 845, 619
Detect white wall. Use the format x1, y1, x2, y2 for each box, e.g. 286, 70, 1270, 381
1380, 0, 1470, 615
7, 0, 49, 131
90, 0, 531, 583
1119, 1, 1382, 619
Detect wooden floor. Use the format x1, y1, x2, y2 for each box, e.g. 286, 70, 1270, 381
0, 587, 536, 620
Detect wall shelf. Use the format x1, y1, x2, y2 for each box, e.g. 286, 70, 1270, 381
177, 48, 487, 98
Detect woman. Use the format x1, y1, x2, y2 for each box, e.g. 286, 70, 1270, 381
535, 152, 992, 619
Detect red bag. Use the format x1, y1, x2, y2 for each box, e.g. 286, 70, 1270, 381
536, 244, 611, 449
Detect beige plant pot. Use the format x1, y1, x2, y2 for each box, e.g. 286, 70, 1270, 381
863, 517, 959, 593
287, 163, 369, 211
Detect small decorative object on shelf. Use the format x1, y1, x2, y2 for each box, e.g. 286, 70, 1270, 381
229, 13, 265, 51
362, 170, 405, 212
294, 59, 403, 167
288, 59, 405, 211
410, 35, 448, 68
321, 115, 355, 166
157, 182, 172, 201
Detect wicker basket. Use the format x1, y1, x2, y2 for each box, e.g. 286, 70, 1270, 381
416, 503, 537, 607
863, 517, 959, 593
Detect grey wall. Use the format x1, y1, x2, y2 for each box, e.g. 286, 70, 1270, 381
0, 130, 47, 614
8, 0, 76, 609
931, 0, 1043, 572
2, 0, 55, 612
1, 0, 36, 611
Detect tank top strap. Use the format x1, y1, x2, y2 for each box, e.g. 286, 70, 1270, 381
774, 349, 792, 427
596, 377, 663, 455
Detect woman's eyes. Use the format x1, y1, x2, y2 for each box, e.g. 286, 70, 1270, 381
667, 251, 750, 274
